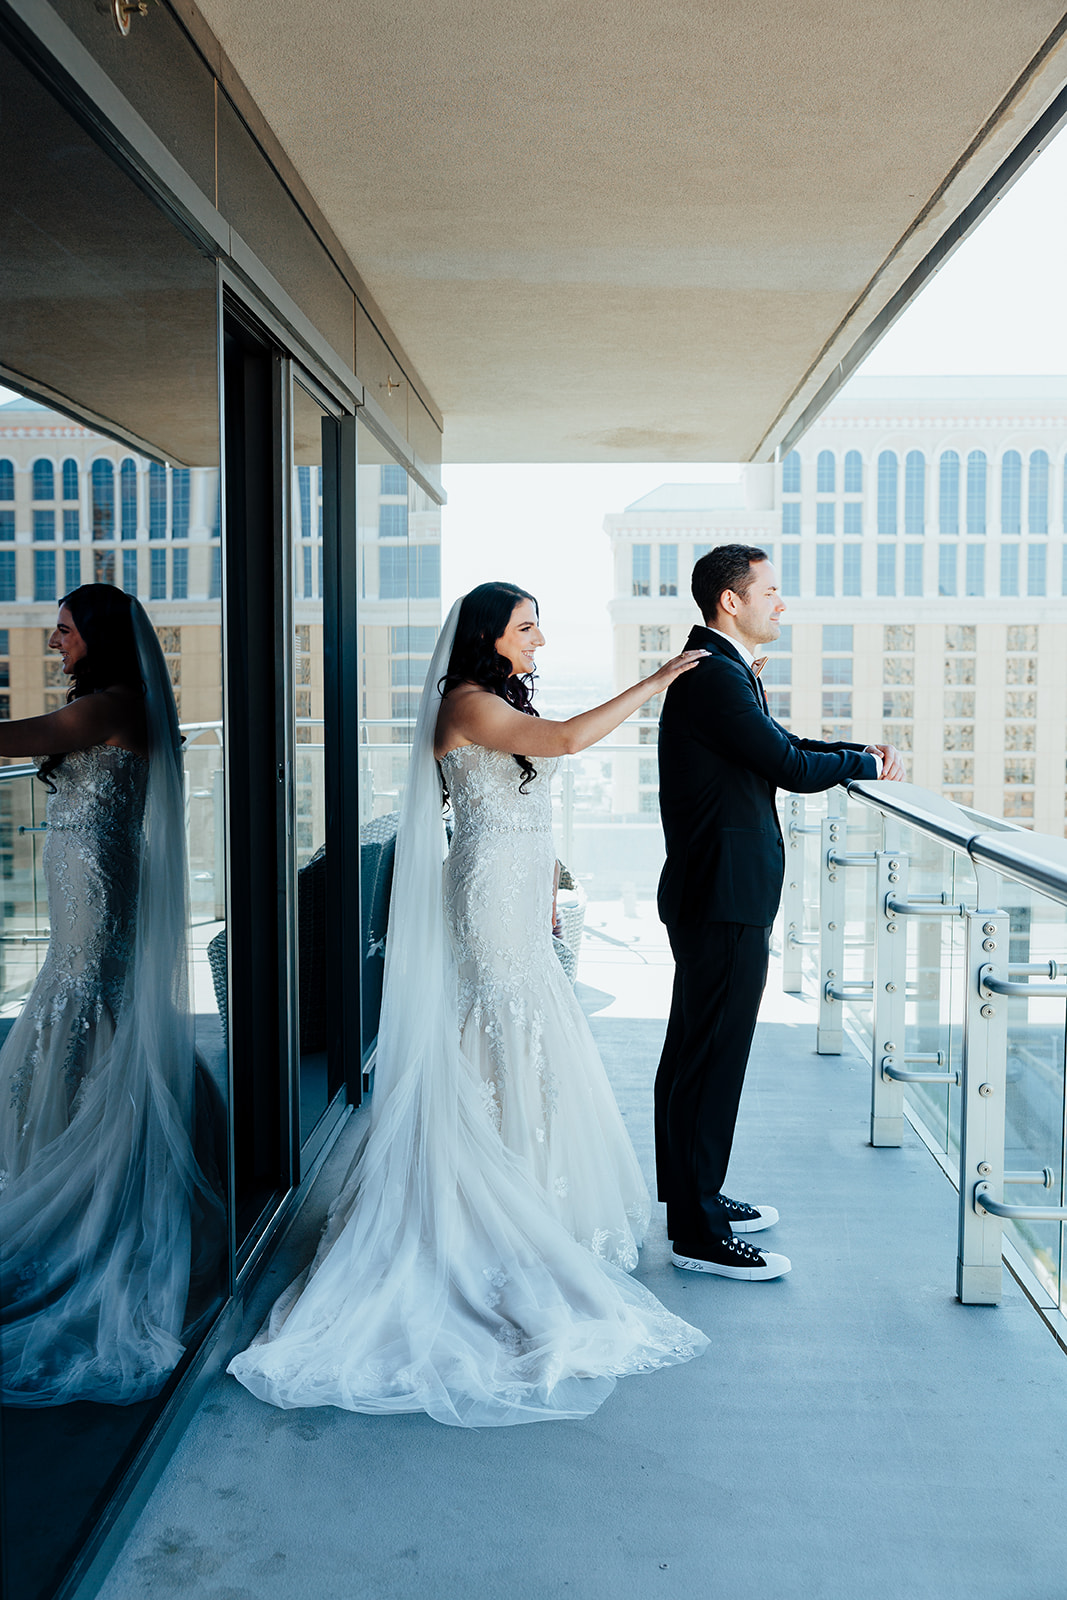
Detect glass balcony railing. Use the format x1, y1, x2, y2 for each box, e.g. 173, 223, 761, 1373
357, 718, 670, 897
0, 727, 231, 1018
355, 715, 1067, 1345
781, 778, 1067, 1336
0, 763, 50, 1017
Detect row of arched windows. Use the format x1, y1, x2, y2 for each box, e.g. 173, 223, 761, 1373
0, 458, 195, 539
802, 449, 864, 495
0, 458, 86, 501
783, 448, 1056, 535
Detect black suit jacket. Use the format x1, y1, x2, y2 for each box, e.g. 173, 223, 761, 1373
657, 626, 879, 930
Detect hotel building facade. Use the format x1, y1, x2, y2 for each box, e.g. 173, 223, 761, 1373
606, 377, 1067, 836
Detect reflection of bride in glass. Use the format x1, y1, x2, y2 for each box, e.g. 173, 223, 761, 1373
0, 584, 220, 1406
229, 585, 709, 1427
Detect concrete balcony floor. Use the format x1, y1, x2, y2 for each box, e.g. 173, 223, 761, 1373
98, 917, 1067, 1600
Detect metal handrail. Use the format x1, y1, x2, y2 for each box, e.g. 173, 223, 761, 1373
845, 778, 981, 855
974, 1183, 1067, 1223
882, 1058, 960, 1086
981, 973, 1067, 999
885, 895, 967, 918
1005, 1168, 1055, 1188
846, 778, 1067, 912
826, 980, 874, 1001
971, 833, 1067, 909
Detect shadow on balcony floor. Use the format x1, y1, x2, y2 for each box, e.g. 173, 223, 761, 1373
96, 972, 1067, 1600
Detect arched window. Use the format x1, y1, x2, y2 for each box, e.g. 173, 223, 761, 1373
1029, 450, 1049, 534
171, 468, 190, 538
148, 462, 167, 539
877, 451, 897, 535
816, 451, 835, 493
1000, 450, 1021, 535
0, 460, 13, 501
843, 450, 863, 493
904, 451, 925, 535
62, 458, 79, 501
90, 460, 115, 541
120, 459, 138, 540
938, 451, 959, 535
782, 451, 801, 494
32, 458, 54, 500
966, 450, 987, 535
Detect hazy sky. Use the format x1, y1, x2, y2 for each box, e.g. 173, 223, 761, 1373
5, 124, 1067, 691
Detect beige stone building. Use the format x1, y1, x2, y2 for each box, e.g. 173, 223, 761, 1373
0, 399, 441, 809
355, 451, 442, 820
0, 395, 224, 732
605, 377, 1067, 836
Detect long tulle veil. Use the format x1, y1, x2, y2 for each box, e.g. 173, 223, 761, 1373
0, 599, 222, 1405
367, 597, 462, 1119
228, 600, 707, 1425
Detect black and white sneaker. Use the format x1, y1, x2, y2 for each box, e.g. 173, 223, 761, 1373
672, 1235, 792, 1281
718, 1194, 779, 1234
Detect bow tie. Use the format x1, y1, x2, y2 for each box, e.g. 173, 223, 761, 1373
751, 657, 768, 678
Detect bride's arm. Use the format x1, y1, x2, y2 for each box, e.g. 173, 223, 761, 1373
437, 650, 707, 759
0, 689, 139, 759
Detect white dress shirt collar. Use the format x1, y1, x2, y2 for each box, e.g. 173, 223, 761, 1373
705, 627, 756, 670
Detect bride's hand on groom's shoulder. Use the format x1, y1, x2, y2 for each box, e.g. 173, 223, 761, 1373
646, 649, 708, 692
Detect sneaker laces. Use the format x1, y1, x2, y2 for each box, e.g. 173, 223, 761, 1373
726, 1236, 764, 1263
719, 1194, 759, 1219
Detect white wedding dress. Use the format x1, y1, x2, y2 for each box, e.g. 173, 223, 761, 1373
228, 603, 707, 1427
442, 744, 649, 1267
0, 604, 221, 1406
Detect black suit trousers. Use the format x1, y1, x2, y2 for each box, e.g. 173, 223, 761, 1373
654, 920, 771, 1247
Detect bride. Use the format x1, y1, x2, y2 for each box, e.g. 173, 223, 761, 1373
0, 584, 220, 1405
228, 584, 709, 1426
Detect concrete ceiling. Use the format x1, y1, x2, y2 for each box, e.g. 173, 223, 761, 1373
195, 0, 1067, 463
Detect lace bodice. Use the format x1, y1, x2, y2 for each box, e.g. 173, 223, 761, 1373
42, 746, 147, 860
7, 747, 147, 1130
440, 744, 558, 838
41, 744, 147, 981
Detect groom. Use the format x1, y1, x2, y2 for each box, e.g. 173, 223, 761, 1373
655, 544, 903, 1281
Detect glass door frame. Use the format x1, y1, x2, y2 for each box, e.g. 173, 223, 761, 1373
282, 363, 356, 1177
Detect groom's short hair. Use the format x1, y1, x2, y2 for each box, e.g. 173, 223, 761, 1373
692, 544, 769, 623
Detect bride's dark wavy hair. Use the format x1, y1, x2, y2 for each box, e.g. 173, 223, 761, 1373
439, 581, 541, 791
37, 584, 143, 788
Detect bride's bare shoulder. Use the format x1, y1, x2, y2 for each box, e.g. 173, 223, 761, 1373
434, 681, 489, 759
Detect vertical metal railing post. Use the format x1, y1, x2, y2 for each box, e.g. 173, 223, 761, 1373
561, 758, 575, 870
817, 792, 846, 1054
870, 820, 908, 1145
781, 795, 820, 993
957, 906, 1010, 1305
781, 795, 805, 992
213, 766, 227, 921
